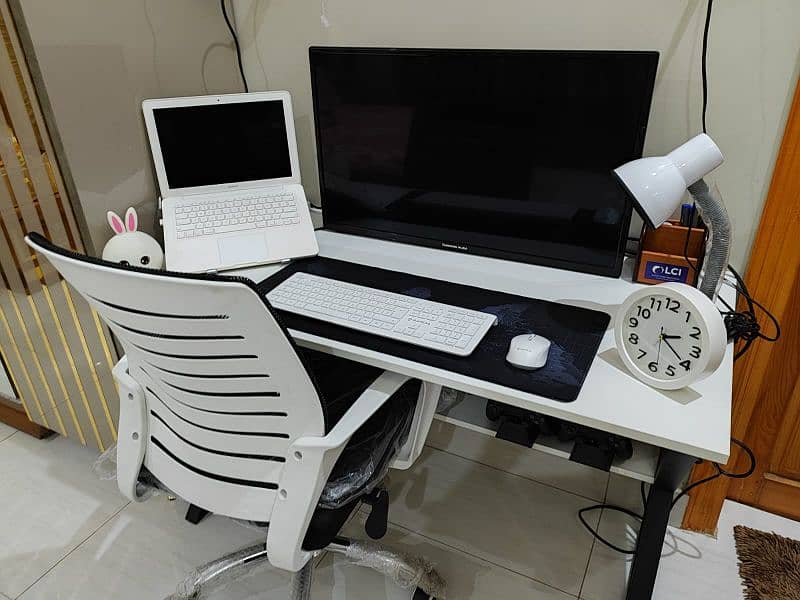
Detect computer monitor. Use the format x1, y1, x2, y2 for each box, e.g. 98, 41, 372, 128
309, 47, 659, 277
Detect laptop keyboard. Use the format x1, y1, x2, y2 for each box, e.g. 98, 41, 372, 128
174, 193, 300, 239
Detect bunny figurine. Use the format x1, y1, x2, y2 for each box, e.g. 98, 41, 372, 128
102, 207, 164, 269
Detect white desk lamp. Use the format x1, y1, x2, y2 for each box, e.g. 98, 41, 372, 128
612, 134, 730, 390
614, 133, 729, 301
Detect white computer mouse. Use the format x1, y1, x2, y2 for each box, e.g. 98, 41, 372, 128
506, 333, 551, 370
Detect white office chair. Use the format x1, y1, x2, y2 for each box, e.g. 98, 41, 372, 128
27, 233, 445, 599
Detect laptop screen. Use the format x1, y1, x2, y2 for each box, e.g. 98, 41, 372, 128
152, 100, 292, 189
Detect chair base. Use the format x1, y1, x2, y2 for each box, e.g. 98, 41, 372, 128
184, 504, 210, 525
164, 537, 446, 599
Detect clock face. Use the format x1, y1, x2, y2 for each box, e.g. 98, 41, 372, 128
621, 292, 707, 384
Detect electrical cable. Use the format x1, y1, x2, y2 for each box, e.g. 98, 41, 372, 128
220, 0, 249, 93
579, 504, 641, 555
670, 0, 780, 360
719, 265, 781, 358
580, 437, 756, 555
701, 0, 713, 134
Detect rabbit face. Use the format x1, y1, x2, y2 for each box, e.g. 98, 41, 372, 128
102, 231, 164, 269
102, 207, 164, 270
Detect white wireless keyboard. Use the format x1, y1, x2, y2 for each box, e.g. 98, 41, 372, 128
174, 193, 300, 239
266, 272, 498, 356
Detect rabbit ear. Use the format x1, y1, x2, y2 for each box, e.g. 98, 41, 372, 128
125, 207, 138, 232
107, 211, 125, 235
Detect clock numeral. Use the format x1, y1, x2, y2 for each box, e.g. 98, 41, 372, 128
689, 326, 701, 340
666, 299, 680, 313
679, 359, 692, 371
637, 349, 647, 360
689, 345, 702, 359
628, 317, 639, 328
666, 364, 676, 377
685, 310, 692, 323
649, 297, 663, 311
647, 361, 658, 373
636, 306, 651, 319
628, 333, 639, 345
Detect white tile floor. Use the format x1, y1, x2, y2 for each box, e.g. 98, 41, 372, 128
2, 426, 800, 599
0, 422, 15, 443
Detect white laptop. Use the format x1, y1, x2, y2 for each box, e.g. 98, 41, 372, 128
142, 92, 318, 273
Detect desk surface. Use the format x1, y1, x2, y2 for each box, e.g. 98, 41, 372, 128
236, 230, 733, 464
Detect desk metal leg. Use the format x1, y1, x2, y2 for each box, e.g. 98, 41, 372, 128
625, 449, 696, 600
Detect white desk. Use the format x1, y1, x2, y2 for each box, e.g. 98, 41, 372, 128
239, 229, 732, 464
237, 229, 734, 600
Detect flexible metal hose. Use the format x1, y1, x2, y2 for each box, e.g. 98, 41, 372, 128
687, 178, 731, 301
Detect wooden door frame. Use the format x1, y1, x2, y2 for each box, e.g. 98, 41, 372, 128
682, 75, 800, 532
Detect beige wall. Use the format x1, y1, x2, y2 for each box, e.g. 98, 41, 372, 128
17, 0, 246, 252
232, 0, 800, 270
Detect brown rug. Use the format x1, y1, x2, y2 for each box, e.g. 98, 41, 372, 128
734, 525, 800, 599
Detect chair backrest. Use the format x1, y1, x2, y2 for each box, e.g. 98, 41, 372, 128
27, 233, 327, 522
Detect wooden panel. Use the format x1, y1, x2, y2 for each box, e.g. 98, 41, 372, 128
751, 477, 800, 521
682, 74, 800, 531
770, 374, 800, 479
0, 395, 52, 438
0, 1, 119, 449
727, 259, 800, 505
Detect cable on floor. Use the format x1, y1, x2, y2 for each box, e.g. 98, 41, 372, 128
579, 437, 756, 555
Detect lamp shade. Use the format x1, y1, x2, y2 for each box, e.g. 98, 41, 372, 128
614, 133, 724, 228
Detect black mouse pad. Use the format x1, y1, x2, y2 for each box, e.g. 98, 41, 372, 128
257, 257, 610, 403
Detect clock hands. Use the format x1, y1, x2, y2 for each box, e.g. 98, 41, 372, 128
662, 334, 682, 341
656, 327, 663, 364
662, 336, 682, 361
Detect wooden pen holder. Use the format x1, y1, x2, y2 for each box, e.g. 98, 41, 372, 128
634, 220, 707, 286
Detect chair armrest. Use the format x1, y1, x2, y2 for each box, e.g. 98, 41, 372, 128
268, 370, 410, 571
111, 355, 148, 502
297, 370, 412, 451
111, 355, 131, 385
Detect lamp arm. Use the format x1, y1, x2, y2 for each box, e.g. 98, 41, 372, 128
687, 177, 731, 301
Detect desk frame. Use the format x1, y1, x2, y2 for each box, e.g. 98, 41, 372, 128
628, 450, 695, 599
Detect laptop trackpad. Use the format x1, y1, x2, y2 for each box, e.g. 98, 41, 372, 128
218, 235, 268, 266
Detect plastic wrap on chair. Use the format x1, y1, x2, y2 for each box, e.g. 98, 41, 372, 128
164, 543, 270, 600
289, 561, 314, 600
91, 443, 165, 499
318, 382, 418, 509
335, 540, 447, 598
91, 443, 119, 480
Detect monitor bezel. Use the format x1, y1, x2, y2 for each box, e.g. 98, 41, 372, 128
309, 46, 659, 278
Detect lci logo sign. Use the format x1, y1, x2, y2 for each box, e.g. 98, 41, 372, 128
645, 261, 689, 283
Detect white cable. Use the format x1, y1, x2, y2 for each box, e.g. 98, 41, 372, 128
321, 0, 331, 27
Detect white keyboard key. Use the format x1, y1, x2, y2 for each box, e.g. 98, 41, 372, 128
214, 223, 256, 234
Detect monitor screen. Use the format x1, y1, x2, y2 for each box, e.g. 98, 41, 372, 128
310, 47, 658, 277
152, 100, 292, 189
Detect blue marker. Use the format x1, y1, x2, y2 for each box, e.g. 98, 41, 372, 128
680, 203, 695, 226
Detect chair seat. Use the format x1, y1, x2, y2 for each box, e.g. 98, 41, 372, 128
301, 350, 420, 550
